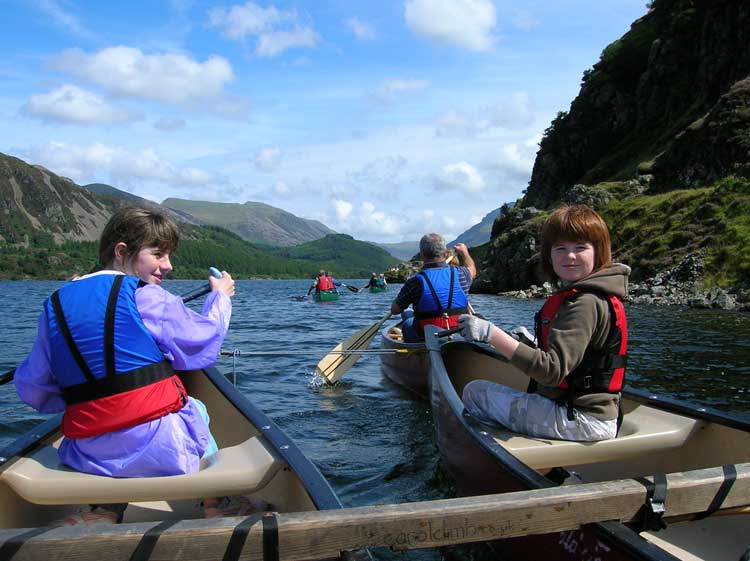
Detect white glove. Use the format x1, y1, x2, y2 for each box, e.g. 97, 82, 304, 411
458, 314, 494, 343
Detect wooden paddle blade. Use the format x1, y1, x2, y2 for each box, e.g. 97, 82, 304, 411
316, 312, 391, 384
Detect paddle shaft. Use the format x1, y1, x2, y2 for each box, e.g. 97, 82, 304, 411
220, 348, 415, 357
0, 269, 223, 387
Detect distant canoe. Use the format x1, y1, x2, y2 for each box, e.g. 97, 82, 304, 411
369, 286, 387, 293
426, 328, 750, 561
314, 290, 340, 302
379, 321, 429, 398
0, 366, 356, 560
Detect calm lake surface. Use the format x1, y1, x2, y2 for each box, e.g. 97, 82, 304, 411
1, 279, 749, 560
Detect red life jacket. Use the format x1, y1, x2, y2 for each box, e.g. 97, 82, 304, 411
317, 275, 334, 291
535, 288, 627, 396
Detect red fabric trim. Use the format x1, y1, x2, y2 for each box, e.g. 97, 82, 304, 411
419, 315, 460, 330
62, 375, 186, 438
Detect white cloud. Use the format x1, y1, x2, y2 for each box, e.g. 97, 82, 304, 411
437, 161, 485, 192
256, 27, 319, 57
153, 117, 186, 131
404, 0, 497, 51
334, 199, 353, 219
52, 47, 236, 106
373, 79, 430, 103
22, 85, 135, 124
254, 147, 282, 171
344, 17, 375, 40
209, 2, 319, 57
435, 110, 477, 138
26, 141, 216, 188
489, 142, 536, 179
330, 200, 401, 236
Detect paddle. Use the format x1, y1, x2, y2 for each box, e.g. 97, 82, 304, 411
0, 267, 223, 387
341, 283, 359, 293
316, 311, 392, 384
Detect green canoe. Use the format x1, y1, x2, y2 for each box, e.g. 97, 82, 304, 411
369, 286, 387, 293
314, 290, 340, 302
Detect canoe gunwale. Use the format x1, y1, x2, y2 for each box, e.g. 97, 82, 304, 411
423, 327, 741, 561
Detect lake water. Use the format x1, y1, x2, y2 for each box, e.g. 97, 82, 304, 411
1, 279, 749, 560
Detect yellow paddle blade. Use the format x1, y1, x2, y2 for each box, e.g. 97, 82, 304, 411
316, 312, 392, 384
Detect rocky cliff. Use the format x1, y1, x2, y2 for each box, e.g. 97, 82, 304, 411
477, 0, 750, 309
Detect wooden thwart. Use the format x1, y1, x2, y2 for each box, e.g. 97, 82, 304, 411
2, 463, 749, 561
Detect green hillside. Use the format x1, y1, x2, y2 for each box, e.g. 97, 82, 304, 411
163, 197, 334, 247
266, 234, 400, 278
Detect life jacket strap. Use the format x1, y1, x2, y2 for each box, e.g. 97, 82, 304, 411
61, 359, 174, 405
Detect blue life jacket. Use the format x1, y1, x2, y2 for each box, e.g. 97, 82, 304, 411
414, 266, 469, 331
45, 273, 185, 438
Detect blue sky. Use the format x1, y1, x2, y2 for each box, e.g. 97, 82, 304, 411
0, 1, 647, 243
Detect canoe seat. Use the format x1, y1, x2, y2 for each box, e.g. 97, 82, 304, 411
491, 404, 705, 470
1, 436, 281, 505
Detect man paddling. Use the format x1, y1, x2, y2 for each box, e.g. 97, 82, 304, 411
390, 233, 476, 342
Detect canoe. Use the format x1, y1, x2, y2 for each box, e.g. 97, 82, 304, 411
0, 366, 356, 560
314, 290, 340, 302
425, 327, 750, 561
368, 286, 386, 293
379, 321, 430, 398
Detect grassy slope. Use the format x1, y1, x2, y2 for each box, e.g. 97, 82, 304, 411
600, 176, 750, 286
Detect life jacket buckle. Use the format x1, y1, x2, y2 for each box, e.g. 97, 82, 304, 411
583, 375, 592, 389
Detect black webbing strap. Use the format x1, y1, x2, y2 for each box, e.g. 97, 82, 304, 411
222, 513, 263, 561
0, 526, 52, 560
446, 267, 455, 310
635, 474, 668, 532
262, 512, 280, 561
129, 519, 180, 561
61, 360, 174, 405
51, 290, 96, 383
104, 275, 125, 378
694, 464, 737, 520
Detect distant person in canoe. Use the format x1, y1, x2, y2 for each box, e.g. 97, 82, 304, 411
390, 233, 476, 342
459, 204, 630, 442
13, 206, 253, 523
362, 272, 387, 291
307, 269, 342, 296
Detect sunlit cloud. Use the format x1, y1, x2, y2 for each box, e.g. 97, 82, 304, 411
405, 0, 497, 51
22, 85, 136, 124
52, 47, 236, 106
436, 161, 486, 192
209, 2, 319, 57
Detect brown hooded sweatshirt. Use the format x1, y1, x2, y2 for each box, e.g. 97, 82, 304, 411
510, 264, 631, 421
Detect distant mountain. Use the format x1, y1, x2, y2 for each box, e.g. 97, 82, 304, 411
449, 206, 509, 248
374, 240, 420, 261
0, 152, 355, 280
83, 183, 200, 225
267, 234, 400, 278
0, 153, 113, 245
162, 198, 334, 247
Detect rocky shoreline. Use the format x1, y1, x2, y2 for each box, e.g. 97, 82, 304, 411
494, 251, 750, 312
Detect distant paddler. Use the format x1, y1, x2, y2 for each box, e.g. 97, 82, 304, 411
361, 272, 388, 292
390, 234, 476, 343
